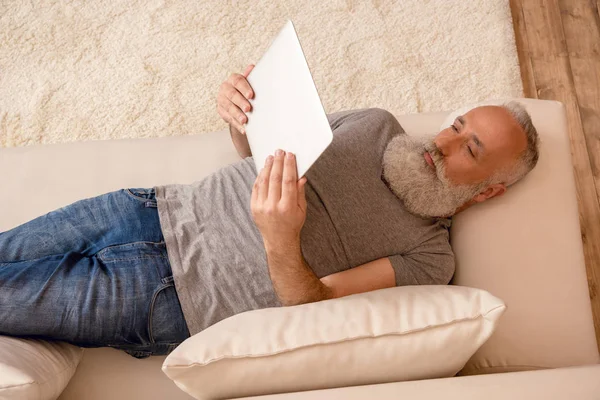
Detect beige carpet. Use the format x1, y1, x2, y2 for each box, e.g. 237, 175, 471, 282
0, 0, 522, 148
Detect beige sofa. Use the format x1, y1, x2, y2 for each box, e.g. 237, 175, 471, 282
0, 98, 598, 399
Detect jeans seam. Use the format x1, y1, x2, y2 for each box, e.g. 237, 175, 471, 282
0, 252, 66, 265
99, 255, 169, 263
95, 240, 166, 259
2, 252, 168, 265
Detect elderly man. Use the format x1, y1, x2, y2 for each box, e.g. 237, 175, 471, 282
0, 65, 539, 359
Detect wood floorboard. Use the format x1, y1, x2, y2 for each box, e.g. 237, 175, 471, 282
511, 0, 600, 352
510, 2, 537, 98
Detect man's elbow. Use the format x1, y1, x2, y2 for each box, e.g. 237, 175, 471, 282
279, 284, 334, 307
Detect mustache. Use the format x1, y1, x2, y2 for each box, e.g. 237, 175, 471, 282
423, 140, 445, 180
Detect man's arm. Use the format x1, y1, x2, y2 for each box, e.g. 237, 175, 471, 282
251, 147, 396, 306
265, 239, 395, 306
319, 257, 395, 299
229, 124, 252, 158
263, 239, 331, 306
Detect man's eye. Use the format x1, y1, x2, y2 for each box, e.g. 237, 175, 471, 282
451, 125, 459, 133
468, 146, 475, 158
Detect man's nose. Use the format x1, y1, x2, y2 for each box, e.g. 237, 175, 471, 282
434, 133, 461, 156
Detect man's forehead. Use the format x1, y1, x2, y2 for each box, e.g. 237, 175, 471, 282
461, 106, 510, 128
459, 106, 526, 159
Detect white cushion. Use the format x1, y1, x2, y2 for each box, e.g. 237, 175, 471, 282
162, 285, 505, 400
0, 336, 83, 400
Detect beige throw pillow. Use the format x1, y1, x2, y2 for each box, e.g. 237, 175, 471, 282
162, 285, 505, 400
0, 336, 83, 400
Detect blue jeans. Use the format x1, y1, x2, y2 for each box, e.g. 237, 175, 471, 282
0, 188, 190, 359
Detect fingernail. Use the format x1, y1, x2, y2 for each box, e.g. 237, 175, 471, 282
238, 115, 245, 123
286, 152, 294, 159
276, 149, 284, 156
240, 127, 246, 134
244, 105, 250, 112
266, 155, 273, 165
247, 92, 252, 98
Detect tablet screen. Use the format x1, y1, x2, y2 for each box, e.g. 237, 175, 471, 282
245, 20, 333, 178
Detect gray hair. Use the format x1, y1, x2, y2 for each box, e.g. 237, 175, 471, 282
491, 101, 540, 186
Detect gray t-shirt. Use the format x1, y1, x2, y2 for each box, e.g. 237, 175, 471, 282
155, 108, 454, 335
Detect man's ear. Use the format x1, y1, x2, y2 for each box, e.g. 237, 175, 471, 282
472, 183, 506, 203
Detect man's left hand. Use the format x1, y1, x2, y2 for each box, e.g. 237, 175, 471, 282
251, 149, 308, 249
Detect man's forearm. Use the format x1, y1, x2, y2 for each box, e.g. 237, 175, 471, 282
229, 124, 252, 158
264, 239, 333, 306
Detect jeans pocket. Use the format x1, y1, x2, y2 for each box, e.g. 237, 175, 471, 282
124, 188, 157, 207
148, 282, 190, 345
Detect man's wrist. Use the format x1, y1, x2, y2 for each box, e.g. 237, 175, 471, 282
263, 235, 302, 256
229, 124, 252, 158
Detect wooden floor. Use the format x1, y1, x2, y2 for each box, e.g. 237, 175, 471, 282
510, 0, 600, 351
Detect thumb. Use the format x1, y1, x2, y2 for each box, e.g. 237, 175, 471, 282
243, 64, 255, 78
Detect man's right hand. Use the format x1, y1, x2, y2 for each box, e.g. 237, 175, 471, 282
217, 64, 255, 135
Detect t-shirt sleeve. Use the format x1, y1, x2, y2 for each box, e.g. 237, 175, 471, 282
327, 108, 404, 136
323, 108, 406, 173
326, 109, 368, 129
388, 228, 455, 286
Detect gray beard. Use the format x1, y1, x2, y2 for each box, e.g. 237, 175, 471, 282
382, 134, 487, 218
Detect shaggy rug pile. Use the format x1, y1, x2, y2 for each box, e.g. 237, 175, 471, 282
0, 0, 522, 147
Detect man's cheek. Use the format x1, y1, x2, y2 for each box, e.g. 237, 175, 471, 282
439, 162, 457, 182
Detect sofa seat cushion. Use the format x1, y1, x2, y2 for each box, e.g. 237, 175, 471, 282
239, 365, 600, 400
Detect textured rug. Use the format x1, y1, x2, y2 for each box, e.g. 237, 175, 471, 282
0, 0, 522, 148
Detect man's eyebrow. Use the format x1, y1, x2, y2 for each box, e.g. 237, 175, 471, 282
472, 134, 484, 151
457, 115, 484, 152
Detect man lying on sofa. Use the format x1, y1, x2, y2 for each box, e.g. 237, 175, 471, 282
0, 64, 539, 359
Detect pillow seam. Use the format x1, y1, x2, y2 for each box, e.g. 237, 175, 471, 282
170, 308, 502, 368
0, 345, 82, 390
0, 360, 77, 390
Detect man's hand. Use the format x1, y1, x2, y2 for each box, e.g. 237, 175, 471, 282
217, 64, 255, 135
251, 149, 327, 306
251, 149, 308, 249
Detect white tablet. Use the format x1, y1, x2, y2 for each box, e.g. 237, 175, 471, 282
245, 20, 333, 178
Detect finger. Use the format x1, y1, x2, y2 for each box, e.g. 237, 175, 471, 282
242, 64, 255, 77
258, 155, 274, 202
217, 89, 248, 126
251, 174, 259, 203
222, 84, 252, 121
242, 65, 255, 99
297, 177, 308, 212
281, 152, 298, 204
229, 87, 253, 114
228, 73, 254, 102
228, 102, 248, 126
217, 105, 245, 134
268, 149, 285, 203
